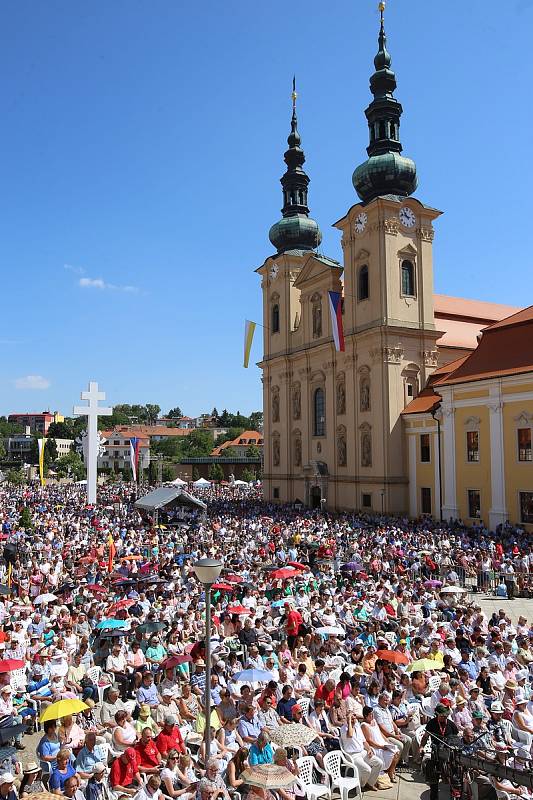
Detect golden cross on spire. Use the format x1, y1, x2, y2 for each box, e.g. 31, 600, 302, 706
292, 75, 297, 111
379, 1, 385, 22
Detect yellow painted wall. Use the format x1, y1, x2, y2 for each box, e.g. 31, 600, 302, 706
454, 405, 491, 524
454, 390, 489, 401
503, 395, 533, 528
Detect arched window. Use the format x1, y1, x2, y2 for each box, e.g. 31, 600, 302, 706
358, 265, 369, 301
314, 388, 325, 437
401, 260, 415, 296
271, 304, 280, 333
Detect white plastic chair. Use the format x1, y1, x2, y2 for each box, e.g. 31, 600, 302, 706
296, 756, 332, 800
86, 665, 106, 704
428, 675, 441, 692
297, 697, 311, 718
323, 750, 361, 800
11, 668, 26, 690
420, 698, 434, 719
94, 741, 111, 765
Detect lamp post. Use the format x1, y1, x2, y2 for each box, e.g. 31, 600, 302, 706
193, 558, 223, 761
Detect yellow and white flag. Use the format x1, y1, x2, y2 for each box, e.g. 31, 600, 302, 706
37, 438, 46, 487
243, 320, 256, 368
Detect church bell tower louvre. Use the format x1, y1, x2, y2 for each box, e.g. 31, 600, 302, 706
258, 4, 443, 513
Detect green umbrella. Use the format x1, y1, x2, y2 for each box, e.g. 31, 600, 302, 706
136, 621, 166, 634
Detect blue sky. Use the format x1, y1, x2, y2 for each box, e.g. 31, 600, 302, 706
2, 0, 533, 418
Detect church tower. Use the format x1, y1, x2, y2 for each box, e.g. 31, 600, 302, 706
333, 1, 442, 513
258, 5, 443, 513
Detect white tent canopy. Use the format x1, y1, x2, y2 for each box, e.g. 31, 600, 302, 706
193, 478, 211, 487
169, 477, 187, 486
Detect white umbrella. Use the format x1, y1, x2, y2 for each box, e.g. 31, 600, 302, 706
34, 593, 58, 604
314, 625, 346, 637
440, 586, 468, 594
232, 668, 274, 683
193, 478, 211, 487
169, 478, 186, 486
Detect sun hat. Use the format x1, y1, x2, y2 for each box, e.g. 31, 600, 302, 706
504, 680, 517, 690
491, 701, 504, 713
472, 710, 484, 719
435, 703, 450, 716
0, 774, 14, 784
92, 763, 107, 775
23, 763, 40, 774
456, 696, 466, 706
515, 690, 527, 705
139, 704, 151, 717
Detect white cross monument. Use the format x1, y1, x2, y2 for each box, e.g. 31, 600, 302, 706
73, 381, 112, 504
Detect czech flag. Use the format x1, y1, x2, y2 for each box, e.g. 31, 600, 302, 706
328, 291, 345, 352
129, 437, 140, 482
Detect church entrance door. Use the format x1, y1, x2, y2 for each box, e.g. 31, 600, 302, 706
310, 486, 322, 509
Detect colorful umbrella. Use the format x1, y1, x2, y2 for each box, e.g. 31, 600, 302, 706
108, 599, 135, 613
271, 568, 302, 580
424, 580, 442, 588
407, 659, 439, 673
269, 724, 317, 748
211, 583, 235, 592
40, 698, 88, 722
96, 619, 128, 630
232, 668, 274, 683
136, 621, 165, 634
376, 650, 409, 665
314, 626, 345, 637
34, 593, 57, 605
227, 605, 250, 615
0, 659, 25, 673
87, 584, 107, 595
162, 655, 192, 668
241, 765, 297, 790
287, 561, 307, 570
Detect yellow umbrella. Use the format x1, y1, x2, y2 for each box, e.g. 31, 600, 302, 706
407, 658, 441, 673
40, 698, 88, 722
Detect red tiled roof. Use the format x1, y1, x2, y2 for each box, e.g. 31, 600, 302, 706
434, 294, 521, 351
401, 388, 441, 416
102, 425, 192, 438
436, 305, 533, 386
210, 430, 263, 456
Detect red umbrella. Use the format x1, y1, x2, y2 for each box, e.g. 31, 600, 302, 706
108, 599, 135, 613
271, 568, 303, 580
87, 584, 107, 595
212, 583, 235, 592
225, 574, 244, 583
227, 605, 250, 615
287, 561, 307, 570
376, 650, 409, 665
162, 655, 193, 668
0, 659, 25, 673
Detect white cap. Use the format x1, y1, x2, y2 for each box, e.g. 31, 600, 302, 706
0, 773, 14, 784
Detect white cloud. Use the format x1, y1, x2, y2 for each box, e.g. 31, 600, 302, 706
64, 263, 85, 275
78, 276, 139, 293
14, 375, 51, 390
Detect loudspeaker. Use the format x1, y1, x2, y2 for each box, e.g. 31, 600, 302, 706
3, 544, 17, 565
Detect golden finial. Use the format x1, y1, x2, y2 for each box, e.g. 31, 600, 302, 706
292, 75, 297, 110
378, 1, 385, 12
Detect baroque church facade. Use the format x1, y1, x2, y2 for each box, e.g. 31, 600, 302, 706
256, 6, 530, 517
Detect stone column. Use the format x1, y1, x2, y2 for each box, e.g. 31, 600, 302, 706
488, 392, 507, 530
441, 396, 458, 520
408, 434, 417, 517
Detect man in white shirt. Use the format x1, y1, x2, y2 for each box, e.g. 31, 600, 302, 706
373, 693, 411, 765
106, 643, 130, 701
340, 711, 383, 790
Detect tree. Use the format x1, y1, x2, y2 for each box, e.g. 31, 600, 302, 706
222, 447, 237, 459
192, 467, 200, 480
208, 463, 224, 482
241, 467, 256, 482
45, 438, 58, 465
249, 411, 263, 431
47, 420, 75, 439
7, 469, 25, 485
0, 417, 23, 436
162, 465, 174, 482
246, 444, 261, 458
0, 439, 5, 460
180, 429, 214, 459
167, 407, 183, 419
19, 507, 33, 530
144, 404, 161, 425
55, 451, 85, 481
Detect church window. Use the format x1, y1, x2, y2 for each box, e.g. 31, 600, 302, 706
520, 492, 533, 524
379, 121, 386, 138
467, 431, 479, 462
362, 493, 372, 509
518, 428, 532, 461
358, 265, 369, 301
468, 490, 481, 519
421, 487, 432, 515
390, 122, 396, 139
401, 260, 415, 296
314, 388, 325, 437
271, 304, 280, 334
420, 434, 431, 463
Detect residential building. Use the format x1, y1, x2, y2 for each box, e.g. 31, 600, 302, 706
211, 430, 264, 457
7, 411, 64, 435
403, 306, 533, 531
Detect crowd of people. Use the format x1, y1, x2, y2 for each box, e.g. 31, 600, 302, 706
0, 481, 530, 800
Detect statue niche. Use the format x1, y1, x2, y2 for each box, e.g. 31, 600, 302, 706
294, 433, 302, 467
337, 427, 347, 467
361, 428, 372, 467
273, 435, 280, 467
336, 378, 346, 415
360, 375, 371, 412
292, 385, 301, 420
311, 293, 322, 339
272, 387, 280, 423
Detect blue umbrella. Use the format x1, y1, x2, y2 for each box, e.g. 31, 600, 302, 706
96, 619, 128, 630
232, 669, 274, 683
271, 600, 286, 608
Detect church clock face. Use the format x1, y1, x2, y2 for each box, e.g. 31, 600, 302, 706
354, 212, 368, 234
399, 206, 416, 228
269, 264, 279, 280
